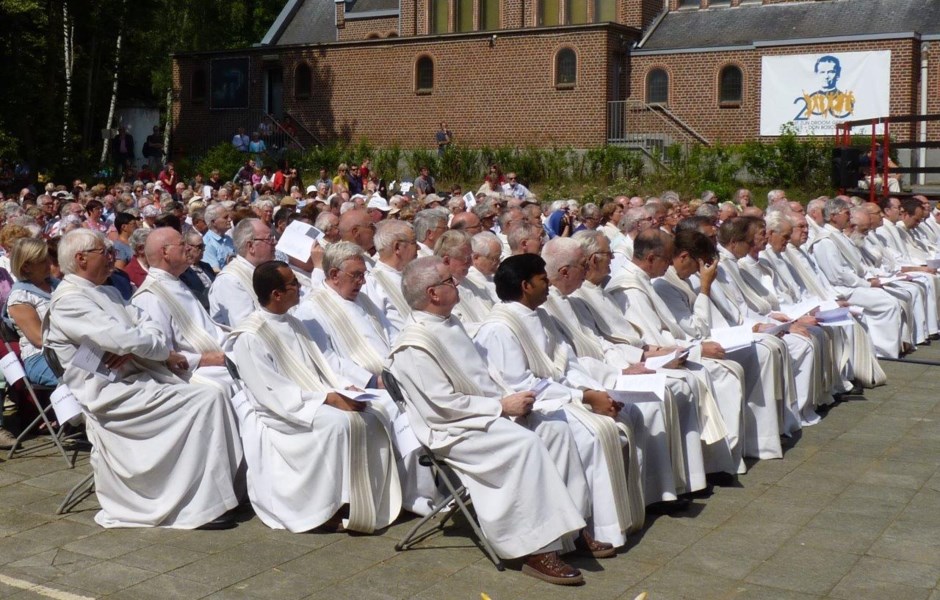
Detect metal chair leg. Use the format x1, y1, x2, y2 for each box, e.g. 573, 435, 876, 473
56, 472, 95, 515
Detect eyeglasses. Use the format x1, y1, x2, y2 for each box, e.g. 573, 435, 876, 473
82, 247, 114, 257
251, 236, 277, 245
187, 243, 205, 249
591, 251, 614, 260
430, 276, 457, 289
339, 270, 367, 282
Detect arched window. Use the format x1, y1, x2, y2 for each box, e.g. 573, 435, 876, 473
555, 48, 577, 89
191, 69, 206, 102
416, 56, 434, 94
646, 68, 668, 103
294, 63, 311, 98
719, 64, 743, 104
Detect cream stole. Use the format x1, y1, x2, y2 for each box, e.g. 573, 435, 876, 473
230, 312, 400, 534
608, 263, 687, 343
306, 288, 388, 376
542, 291, 606, 361
134, 274, 222, 354
370, 263, 412, 321
570, 281, 646, 347
717, 250, 774, 314
784, 245, 832, 301
485, 303, 645, 533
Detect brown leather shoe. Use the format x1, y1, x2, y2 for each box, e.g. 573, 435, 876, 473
574, 528, 617, 558
521, 551, 584, 586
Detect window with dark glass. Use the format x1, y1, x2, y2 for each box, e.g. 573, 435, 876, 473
567, 0, 588, 24
456, 0, 474, 32
294, 63, 311, 98
646, 68, 668, 103
556, 48, 577, 88
480, 0, 500, 30
719, 65, 743, 104
430, 0, 449, 33
191, 69, 206, 102
595, 0, 616, 22
416, 56, 434, 93
539, 0, 560, 25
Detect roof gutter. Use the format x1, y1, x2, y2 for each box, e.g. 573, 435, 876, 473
260, 0, 304, 46
636, 3, 668, 49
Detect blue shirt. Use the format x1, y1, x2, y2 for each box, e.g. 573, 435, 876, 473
203, 230, 235, 271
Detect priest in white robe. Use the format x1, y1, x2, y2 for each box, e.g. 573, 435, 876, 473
209, 218, 276, 326
466, 231, 501, 303
570, 229, 738, 482
226, 260, 401, 534
362, 220, 417, 332
132, 227, 231, 393
45, 229, 243, 529
435, 230, 494, 335
474, 254, 657, 539
809, 198, 907, 358
389, 256, 601, 586
783, 214, 887, 388
294, 241, 437, 517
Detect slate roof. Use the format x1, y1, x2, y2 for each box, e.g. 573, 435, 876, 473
269, 0, 336, 46
639, 0, 940, 52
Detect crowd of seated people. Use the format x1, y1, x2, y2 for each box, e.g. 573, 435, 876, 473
2, 167, 936, 586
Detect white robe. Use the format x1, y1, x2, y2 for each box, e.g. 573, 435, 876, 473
228, 309, 400, 533
809, 225, 906, 358
293, 286, 437, 517
474, 301, 672, 523
389, 311, 587, 558
131, 267, 232, 391
209, 256, 259, 326
363, 261, 410, 334
45, 274, 242, 528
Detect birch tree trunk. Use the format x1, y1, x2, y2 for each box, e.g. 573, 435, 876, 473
99, 0, 127, 168
62, 0, 73, 148
163, 87, 172, 162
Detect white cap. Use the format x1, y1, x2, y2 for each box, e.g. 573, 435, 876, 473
305, 184, 317, 195
367, 196, 391, 212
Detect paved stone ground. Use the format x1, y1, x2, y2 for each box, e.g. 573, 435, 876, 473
0, 349, 939, 600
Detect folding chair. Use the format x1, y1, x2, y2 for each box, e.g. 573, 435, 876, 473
1, 338, 82, 467
381, 369, 504, 571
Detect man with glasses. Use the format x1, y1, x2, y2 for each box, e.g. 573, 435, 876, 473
338, 208, 378, 262
227, 260, 401, 533
209, 218, 277, 326
180, 230, 215, 309
45, 229, 243, 530
434, 230, 491, 335
413, 208, 449, 257
363, 220, 419, 332
502, 172, 534, 201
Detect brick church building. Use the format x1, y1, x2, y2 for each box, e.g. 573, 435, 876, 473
171, 0, 940, 158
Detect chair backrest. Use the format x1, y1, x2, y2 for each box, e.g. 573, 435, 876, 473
43, 346, 65, 380
381, 369, 408, 412
224, 356, 241, 381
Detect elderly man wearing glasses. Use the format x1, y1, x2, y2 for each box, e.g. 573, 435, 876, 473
208, 218, 277, 326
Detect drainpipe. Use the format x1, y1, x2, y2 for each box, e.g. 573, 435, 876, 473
919, 42, 928, 186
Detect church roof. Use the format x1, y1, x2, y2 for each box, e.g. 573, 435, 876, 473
638, 0, 940, 52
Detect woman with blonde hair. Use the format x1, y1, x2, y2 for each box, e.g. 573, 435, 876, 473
5, 237, 59, 386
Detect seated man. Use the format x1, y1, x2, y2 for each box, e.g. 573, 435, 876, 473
44, 229, 243, 529
389, 256, 600, 586
131, 227, 229, 391
362, 220, 418, 332
208, 218, 276, 326
227, 260, 401, 534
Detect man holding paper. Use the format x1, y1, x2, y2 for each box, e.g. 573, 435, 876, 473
209, 218, 276, 326
226, 260, 401, 533
44, 229, 243, 529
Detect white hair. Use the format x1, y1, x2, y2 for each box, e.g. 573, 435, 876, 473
59, 229, 105, 275
541, 236, 583, 278
374, 220, 414, 253
322, 240, 365, 274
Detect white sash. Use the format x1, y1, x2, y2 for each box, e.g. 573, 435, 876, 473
371, 266, 412, 320
230, 313, 399, 533
542, 293, 606, 361
785, 246, 832, 301
134, 276, 222, 354
306, 288, 387, 376
608, 265, 687, 342
223, 257, 257, 297
484, 304, 645, 532
570, 282, 646, 346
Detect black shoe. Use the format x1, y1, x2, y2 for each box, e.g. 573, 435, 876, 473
647, 498, 692, 515
706, 472, 738, 487
196, 514, 237, 530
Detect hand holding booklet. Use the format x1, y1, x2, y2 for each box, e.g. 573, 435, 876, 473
708, 324, 754, 352
644, 348, 689, 371
275, 221, 324, 262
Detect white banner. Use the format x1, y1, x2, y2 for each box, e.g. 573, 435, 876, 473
760, 51, 891, 136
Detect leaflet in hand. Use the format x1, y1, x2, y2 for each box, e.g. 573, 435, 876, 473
643, 348, 689, 371
709, 325, 755, 351
610, 373, 667, 403
72, 337, 117, 382
463, 191, 477, 209
343, 389, 378, 402
275, 221, 324, 262
779, 300, 819, 320
761, 320, 792, 336
815, 306, 853, 325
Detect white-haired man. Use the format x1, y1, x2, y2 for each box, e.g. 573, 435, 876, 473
202, 203, 235, 272
208, 218, 276, 326
362, 220, 419, 331
435, 230, 493, 335
45, 229, 243, 529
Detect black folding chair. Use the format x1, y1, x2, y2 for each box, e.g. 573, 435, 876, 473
381, 369, 504, 571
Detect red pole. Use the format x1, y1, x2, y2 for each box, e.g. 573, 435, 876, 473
883, 119, 891, 202
869, 120, 878, 204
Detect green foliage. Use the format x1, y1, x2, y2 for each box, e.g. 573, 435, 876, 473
373, 144, 402, 183
438, 146, 481, 184
405, 148, 438, 180
195, 143, 246, 181
739, 125, 833, 191
582, 146, 645, 183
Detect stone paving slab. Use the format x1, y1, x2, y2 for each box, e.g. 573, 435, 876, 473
0, 348, 939, 599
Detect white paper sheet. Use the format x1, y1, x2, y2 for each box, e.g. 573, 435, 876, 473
762, 321, 793, 336
72, 338, 117, 382
612, 373, 667, 402
50, 384, 83, 425
274, 221, 324, 262
0, 352, 25, 385
644, 348, 689, 371
709, 325, 755, 351
463, 191, 477, 209
816, 306, 852, 324
779, 299, 820, 320
392, 411, 422, 458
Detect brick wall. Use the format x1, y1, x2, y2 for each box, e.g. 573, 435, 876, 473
172, 26, 638, 154
339, 16, 399, 41
630, 38, 924, 144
